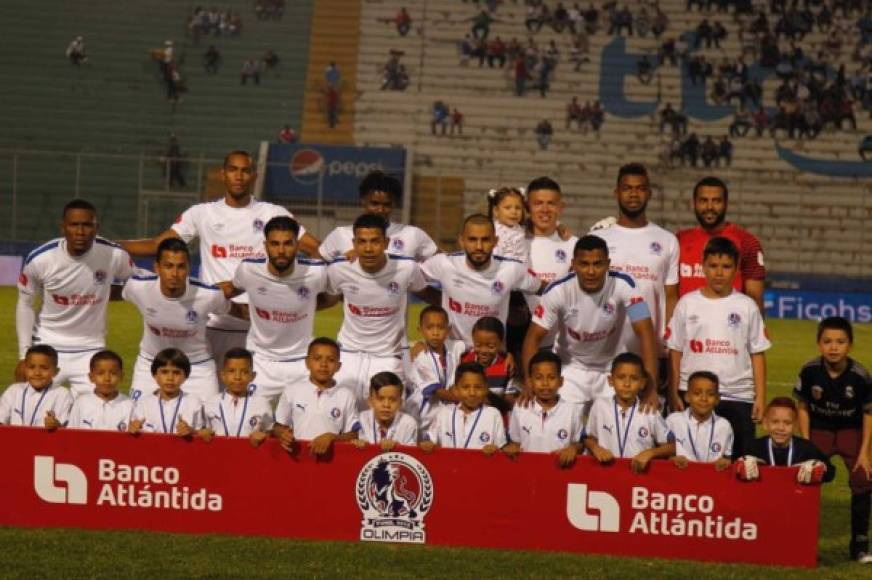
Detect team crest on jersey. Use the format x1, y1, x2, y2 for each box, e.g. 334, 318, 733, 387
479, 432, 491, 443
391, 238, 405, 251
117, 421, 127, 432
845, 386, 855, 399
638, 426, 649, 439
727, 312, 741, 327
386, 281, 400, 295
249, 416, 259, 427
602, 302, 615, 316
93, 269, 107, 285
555, 249, 567, 263
557, 428, 569, 440
649, 242, 662, 255
297, 286, 311, 300
491, 280, 505, 295
186, 310, 198, 323
711, 442, 722, 454
330, 407, 341, 419
357, 452, 434, 544
252, 218, 265, 232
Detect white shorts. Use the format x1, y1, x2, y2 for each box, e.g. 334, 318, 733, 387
334, 351, 404, 410
560, 363, 612, 405
251, 354, 309, 404
55, 348, 102, 397
206, 327, 249, 369
130, 354, 219, 401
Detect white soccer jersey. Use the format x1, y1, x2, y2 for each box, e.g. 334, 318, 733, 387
583, 396, 670, 459
594, 224, 679, 353
0, 383, 74, 427
328, 256, 427, 356
508, 398, 583, 453
407, 340, 468, 427
358, 409, 419, 445
274, 381, 360, 440
494, 222, 529, 262
204, 392, 274, 437
232, 257, 328, 359
666, 409, 734, 462
68, 393, 134, 432
171, 197, 305, 330
421, 252, 541, 347
527, 232, 578, 286
17, 237, 133, 355
122, 275, 230, 362
426, 404, 507, 449
318, 222, 438, 261
533, 272, 650, 372
131, 392, 205, 433
666, 290, 771, 402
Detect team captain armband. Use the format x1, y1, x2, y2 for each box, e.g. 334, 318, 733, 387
627, 299, 651, 322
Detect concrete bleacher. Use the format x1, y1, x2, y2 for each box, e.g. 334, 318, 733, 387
353, 0, 872, 276
0, 0, 313, 241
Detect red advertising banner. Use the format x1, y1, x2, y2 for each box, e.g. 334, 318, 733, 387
0, 427, 820, 568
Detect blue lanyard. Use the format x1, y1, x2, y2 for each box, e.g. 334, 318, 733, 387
768, 437, 794, 466
20, 385, 49, 427
686, 411, 716, 462
428, 348, 448, 386
373, 415, 396, 443
219, 394, 250, 437
159, 393, 184, 434
613, 399, 637, 459
452, 406, 484, 449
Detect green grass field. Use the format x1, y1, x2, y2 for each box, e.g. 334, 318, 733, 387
1, 286, 871, 579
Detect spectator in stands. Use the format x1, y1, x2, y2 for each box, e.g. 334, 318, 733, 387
431, 101, 450, 135
535, 57, 555, 98
730, 106, 753, 137
608, 5, 633, 36
566, 97, 583, 129
701, 136, 719, 168
459, 34, 474, 65
637, 54, 654, 84
514, 55, 530, 96
636, 8, 652, 37
659, 103, 677, 133
802, 106, 822, 139
450, 108, 464, 135
583, 2, 599, 34
164, 134, 185, 188
203, 45, 221, 74
395, 7, 412, 36
278, 126, 297, 144
189, 7, 208, 44
753, 106, 771, 137
382, 51, 409, 91
487, 36, 507, 67
683, 133, 700, 166
66, 36, 87, 66
325, 61, 341, 89
695, 19, 713, 49
263, 49, 279, 74
839, 97, 858, 130
535, 119, 553, 150
718, 136, 733, 167
712, 21, 727, 48
241, 59, 260, 85
659, 37, 677, 65
652, 7, 668, 37
589, 100, 605, 132
525, 4, 548, 33
166, 64, 185, 104
470, 10, 498, 40
859, 135, 872, 160
570, 33, 590, 71
325, 85, 340, 128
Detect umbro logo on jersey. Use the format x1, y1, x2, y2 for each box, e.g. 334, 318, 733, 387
211, 245, 228, 258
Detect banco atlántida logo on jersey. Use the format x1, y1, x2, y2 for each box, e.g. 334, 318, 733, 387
356, 452, 433, 544
33, 455, 223, 512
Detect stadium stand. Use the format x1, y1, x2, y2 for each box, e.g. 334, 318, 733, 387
353, 0, 872, 276
0, 0, 313, 241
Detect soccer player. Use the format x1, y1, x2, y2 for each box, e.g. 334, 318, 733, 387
667, 236, 770, 456
201, 348, 273, 446
676, 176, 766, 311
666, 371, 733, 470
0, 345, 73, 429
524, 177, 578, 349
592, 163, 678, 375
123, 238, 233, 401
17, 199, 134, 395
220, 216, 332, 403
354, 371, 419, 450
736, 398, 836, 485
583, 353, 673, 473
406, 305, 466, 431
273, 338, 360, 457
793, 317, 872, 563
68, 350, 134, 432
522, 235, 659, 408
327, 214, 432, 408
504, 351, 584, 467
420, 362, 507, 455
318, 170, 438, 261
128, 348, 204, 437
422, 213, 542, 348
118, 150, 320, 367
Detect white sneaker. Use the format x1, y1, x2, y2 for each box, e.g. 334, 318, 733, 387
856, 552, 872, 564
